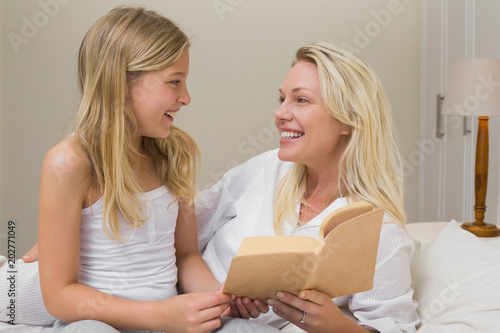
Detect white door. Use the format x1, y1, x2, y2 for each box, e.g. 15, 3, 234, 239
420, 0, 500, 224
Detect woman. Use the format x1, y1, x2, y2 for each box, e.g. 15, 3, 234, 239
197, 42, 419, 332
19, 42, 418, 332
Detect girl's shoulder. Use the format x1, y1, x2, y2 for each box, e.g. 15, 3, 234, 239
42, 135, 93, 184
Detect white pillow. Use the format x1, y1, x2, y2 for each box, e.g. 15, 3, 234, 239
0, 256, 55, 326
411, 220, 500, 333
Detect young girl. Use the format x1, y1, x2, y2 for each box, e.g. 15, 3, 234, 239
38, 6, 234, 333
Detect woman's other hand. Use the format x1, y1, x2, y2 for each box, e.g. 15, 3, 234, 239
22, 243, 38, 263
226, 296, 269, 319
268, 290, 372, 333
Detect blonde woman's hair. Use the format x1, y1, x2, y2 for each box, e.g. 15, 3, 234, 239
75, 6, 198, 240
274, 42, 405, 233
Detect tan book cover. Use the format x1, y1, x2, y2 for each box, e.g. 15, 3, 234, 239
222, 201, 384, 300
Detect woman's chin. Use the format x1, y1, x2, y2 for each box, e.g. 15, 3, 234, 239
277, 149, 298, 163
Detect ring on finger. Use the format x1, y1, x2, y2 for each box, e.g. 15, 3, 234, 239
299, 311, 306, 324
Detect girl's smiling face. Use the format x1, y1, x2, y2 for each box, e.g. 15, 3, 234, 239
275, 60, 350, 168
128, 49, 191, 143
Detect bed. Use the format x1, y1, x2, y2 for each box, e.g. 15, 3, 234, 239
1, 220, 500, 332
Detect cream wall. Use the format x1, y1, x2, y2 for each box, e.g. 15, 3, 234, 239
0, 0, 421, 256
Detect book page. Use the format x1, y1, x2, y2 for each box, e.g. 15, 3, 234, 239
223, 252, 314, 299
234, 236, 321, 256
306, 208, 384, 297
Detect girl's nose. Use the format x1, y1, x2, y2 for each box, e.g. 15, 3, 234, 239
179, 86, 191, 106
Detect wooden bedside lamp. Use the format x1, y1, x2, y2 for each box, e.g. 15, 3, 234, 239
441, 58, 500, 237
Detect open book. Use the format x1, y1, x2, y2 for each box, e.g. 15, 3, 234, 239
222, 201, 384, 300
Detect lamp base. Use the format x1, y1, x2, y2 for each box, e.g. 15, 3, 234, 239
461, 222, 500, 237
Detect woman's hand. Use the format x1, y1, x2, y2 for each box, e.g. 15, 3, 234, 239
22, 243, 38, 263
225, 296, 269, 319
157, 290, 233, 333
268, 290, 372, 333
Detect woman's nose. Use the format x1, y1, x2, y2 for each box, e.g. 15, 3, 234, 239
274, 101, 293, 122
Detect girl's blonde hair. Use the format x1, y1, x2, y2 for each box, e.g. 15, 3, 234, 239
75, 6, 197, 240
274, 42, 405, 233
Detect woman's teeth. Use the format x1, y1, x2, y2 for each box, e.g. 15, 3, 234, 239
165, 111, 177, 117
281, 131, 304, 139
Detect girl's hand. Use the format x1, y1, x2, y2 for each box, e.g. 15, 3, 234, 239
159, 290, 233, 333
226, 297, 269, 319
268, 290, 369, 333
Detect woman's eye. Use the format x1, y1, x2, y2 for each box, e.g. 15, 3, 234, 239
297, 97, 309, 103
278, 97, 285, 104
169, 80, 181, 86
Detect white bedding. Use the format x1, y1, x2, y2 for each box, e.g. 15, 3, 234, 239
0, 255, 55, 332
410, 221, 500, 333
2, 220, 500, 332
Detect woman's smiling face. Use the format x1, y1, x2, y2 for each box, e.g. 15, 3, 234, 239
275, 60, 350, 168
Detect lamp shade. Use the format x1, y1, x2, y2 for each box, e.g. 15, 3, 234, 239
441, 58, 500, 117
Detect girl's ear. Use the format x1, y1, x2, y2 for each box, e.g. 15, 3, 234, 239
340, 125, 352, 136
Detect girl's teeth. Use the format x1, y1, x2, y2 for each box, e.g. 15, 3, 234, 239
281, 131, 304, 139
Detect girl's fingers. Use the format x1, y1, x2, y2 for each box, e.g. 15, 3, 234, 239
196, 291, 233, 310
198, 317, 224, 333
198, 301, 231, 322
